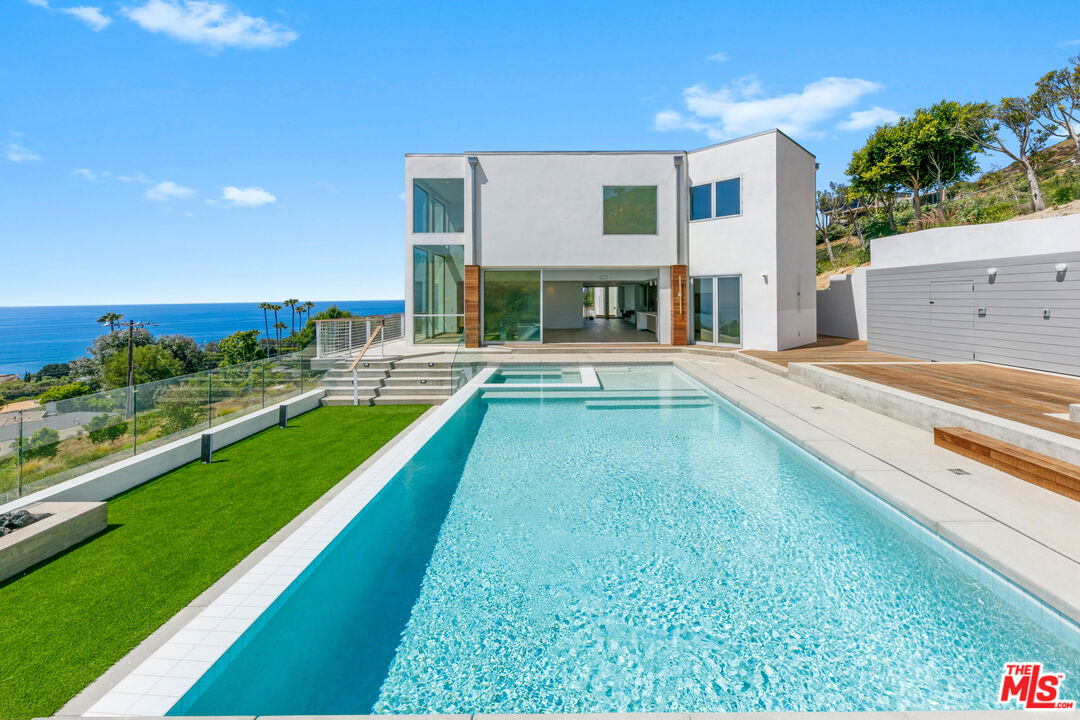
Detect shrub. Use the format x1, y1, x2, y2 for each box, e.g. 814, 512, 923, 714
23, 428, 60, 459
84, 414, 129, 444
974, 202, 1017, 224
217, 330, 263, 366
37, 382, 93, 404
1049, 185, 1076, 205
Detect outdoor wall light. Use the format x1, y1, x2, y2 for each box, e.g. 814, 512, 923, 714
986, 267, 998, 277
1056, 262, 1069, 272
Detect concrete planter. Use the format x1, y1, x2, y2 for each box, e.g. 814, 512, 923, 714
0, 501, 106, 582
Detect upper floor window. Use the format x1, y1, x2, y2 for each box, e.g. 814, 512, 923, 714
603, 186, 657, 235
690, 184, 711, 221
690, 177, 741, 220
413, 179, 465, 233
715, 177, 741, 217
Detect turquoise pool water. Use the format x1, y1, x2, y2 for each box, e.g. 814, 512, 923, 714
172, 366, 1080, 715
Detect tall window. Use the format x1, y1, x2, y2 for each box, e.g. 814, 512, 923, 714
715, 177, 741, 217
413, 179, 465, 233
690, 184, 711, 221
413, 245, 464, 343
483, 270, 541, 342
603, 186, 657, 234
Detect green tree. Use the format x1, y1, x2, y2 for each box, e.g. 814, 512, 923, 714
815, 183, 845, 266
23, 427, 60, 459
1028, 62, 1080, 162
293, 305, 352, 348
103, 345, 182, 389
273, 321, 288, 352
953, 98, 1051, 212
157, 335, 210, 374
267, 303, 283, 355
96, 312, 124, 332
848, 101, 980, 231
217, 329, 263, 366
156, 384, 203, 436
847, 125, 905, 232
258, 302, 273, 355
38, 382, 93, 404
89, 328, 154, 364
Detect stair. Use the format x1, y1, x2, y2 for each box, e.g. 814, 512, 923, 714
319, 358, 453, 406
934, 426, 1080, 502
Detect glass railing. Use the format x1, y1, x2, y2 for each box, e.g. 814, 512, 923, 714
448, 334, 490, 393
0, 345, 327, 505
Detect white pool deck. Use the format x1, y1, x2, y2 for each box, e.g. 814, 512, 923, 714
61, 352, 1080, 719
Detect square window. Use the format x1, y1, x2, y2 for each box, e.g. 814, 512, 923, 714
603, 186, 657, 234
413, 179, 465, 233
715, 178, 741, 217
690, 184, 711, 220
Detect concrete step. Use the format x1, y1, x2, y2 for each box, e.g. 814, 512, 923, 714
322, 368, 390, 378
372, 396, 445, 405
320, 378, 385, 389
376, 386, 452, 397
322, 395, 377, 406
382, 377, 451, 388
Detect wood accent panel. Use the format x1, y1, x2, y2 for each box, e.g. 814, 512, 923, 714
934, 427, 1080, 502
670, 264, 688, 346
464, 264, 480, 348
822, 362, 1080, 441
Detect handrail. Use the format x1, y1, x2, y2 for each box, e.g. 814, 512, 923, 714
348, 324, 383, 372
349, 321, 384, 406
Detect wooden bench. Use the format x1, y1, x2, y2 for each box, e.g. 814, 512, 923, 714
934, 427, 1080, 502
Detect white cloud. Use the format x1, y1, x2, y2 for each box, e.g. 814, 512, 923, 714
72, 168, 98, 180
117, 172, 152, 183
6, 142, 42, 163
654, 74, 884, 141
221, 185, 275, 206
61, 6, 112, 30
837, 105, 901, 131
1062, 39, 1080, 48
145, 180, 194, 200
25, 0, 50, 7
122, 0, 297, 49
706, 51, 728, 63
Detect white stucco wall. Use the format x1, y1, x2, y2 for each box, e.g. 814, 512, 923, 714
774, 132, 818, 349
871, 212, 1080, 269
687, 132, 779, 350
469, 152, 680, 268
816, 267, 867, 340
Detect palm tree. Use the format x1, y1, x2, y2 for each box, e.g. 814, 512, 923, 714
267, 304, 283, 354
297, 300, 314, 333
97, 312, 123, 332
284, 298, 299, 336
273, 321, 288, 355
257, 302, 272, 355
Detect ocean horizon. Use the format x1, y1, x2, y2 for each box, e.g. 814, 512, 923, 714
0, 300, 405, 376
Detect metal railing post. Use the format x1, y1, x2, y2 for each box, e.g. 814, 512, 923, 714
132, 387, 138, 455
353, 367, 359, 406
380, 319, 385, 357
207, 369, 213, 428
17, 410, 23, 497
261, 363, 266, 408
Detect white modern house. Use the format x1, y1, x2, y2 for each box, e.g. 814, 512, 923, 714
404, 129, 817, 350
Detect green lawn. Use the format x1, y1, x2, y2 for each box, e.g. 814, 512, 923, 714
0, 404, 429, 720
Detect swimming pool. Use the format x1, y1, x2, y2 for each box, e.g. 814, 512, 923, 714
168, 365, 1080, 715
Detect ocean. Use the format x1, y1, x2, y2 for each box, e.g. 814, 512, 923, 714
0, 300, 405, 376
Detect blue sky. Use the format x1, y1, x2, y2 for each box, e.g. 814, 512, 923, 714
3, 0, 1078, 306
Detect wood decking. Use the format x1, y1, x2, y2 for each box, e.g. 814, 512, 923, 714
740, 336, 917, 368
823, 362, 1080, 441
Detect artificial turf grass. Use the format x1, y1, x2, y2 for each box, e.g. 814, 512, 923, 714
0, 404, 429, 720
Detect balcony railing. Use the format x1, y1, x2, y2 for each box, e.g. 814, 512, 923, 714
315, 314, 404, 358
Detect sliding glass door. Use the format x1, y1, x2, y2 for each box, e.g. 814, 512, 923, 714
691, 275, 741, 347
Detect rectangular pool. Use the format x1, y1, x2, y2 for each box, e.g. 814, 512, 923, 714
170, 365, 1080, 715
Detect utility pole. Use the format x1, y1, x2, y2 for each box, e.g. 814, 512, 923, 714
121, 320, 155, 418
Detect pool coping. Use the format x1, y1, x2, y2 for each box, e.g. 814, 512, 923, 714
70, 371, 496, 718
67, 360, 1080, 718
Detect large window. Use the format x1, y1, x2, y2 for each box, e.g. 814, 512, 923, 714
413, 179, 465, 233
690, 184, 711, 221
715, 177, 741, 217
413, 245, 464, 343
483, 270, 541, 343
603, 186, 657, 234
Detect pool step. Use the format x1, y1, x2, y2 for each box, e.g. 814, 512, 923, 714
585, 398, 714, 410
934, 426, 1080, 501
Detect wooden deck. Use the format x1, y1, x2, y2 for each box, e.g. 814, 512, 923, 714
740, 336, 917, 369
821, 362, 1080, 441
